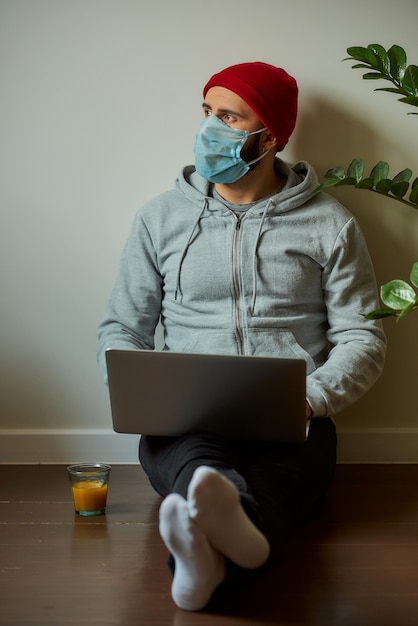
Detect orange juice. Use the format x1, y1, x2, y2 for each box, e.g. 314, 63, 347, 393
71, 479, 108, 513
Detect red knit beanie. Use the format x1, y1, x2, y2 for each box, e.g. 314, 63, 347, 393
203, 62, 298, 151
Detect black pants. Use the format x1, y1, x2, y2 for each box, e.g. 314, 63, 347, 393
139, 417, 337, 563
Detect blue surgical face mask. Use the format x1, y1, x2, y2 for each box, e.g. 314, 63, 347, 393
193, 115, 269, 184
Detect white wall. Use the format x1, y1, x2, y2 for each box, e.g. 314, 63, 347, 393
1, 0, 417, 463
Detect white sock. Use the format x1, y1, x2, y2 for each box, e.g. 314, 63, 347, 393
187, 466, 270, 569
159, 493, 226, 611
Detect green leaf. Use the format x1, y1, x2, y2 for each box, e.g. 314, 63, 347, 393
355, 177, 375, 190
410, 262, 418, 288
381, 279, 416, 309
388, 44, 407, 83
347, 158, 364, 181
314, 167, 348, 193
346, 46, 374, 64
397, 300, 417, 319
368, 44, 390, 73
370, 161, 389, 184
313, 178, 341, 193
363, 308, 398, 320
390, 181, 410, 198
324, 166, 345, 180
392, 168, 412, 183
390, 169, 412, 197
363, 72, 386, 80
335, 177, 357, 187
375, 178, 393, 194
351, 63, 374, 70
402, 65, 418, 96
398, 95, 418, 108
375, 87, 403, 94
409, 185, 418, 204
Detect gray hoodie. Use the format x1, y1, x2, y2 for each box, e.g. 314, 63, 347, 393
97, 159, 386, 417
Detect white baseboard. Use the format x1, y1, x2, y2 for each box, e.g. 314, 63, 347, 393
1, 428, 418, 464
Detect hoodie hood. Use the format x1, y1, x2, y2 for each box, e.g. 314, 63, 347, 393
175, 158, 320, 216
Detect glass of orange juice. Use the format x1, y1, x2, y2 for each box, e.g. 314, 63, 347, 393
67, 463, 111, 516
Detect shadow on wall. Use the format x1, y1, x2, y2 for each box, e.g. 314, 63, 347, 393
293, 91, 417, 290
291, 94, 418, 428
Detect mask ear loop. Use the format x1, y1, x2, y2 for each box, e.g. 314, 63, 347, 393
246, 146, 271, 167
244, 126, 270, 167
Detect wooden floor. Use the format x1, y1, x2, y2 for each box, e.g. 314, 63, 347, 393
1, 464, 418, 626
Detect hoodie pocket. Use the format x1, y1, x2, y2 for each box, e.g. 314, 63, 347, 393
246, 328, 316, 374
181, 330, 240, 355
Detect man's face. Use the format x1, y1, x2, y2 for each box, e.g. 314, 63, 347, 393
201, 86, 266, 168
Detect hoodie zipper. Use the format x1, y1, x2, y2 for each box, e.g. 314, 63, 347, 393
232, 213, 245, 354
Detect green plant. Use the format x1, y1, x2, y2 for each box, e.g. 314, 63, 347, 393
315, 43, 418, 320
348, 44, 418, 113
365, 262, 418, 320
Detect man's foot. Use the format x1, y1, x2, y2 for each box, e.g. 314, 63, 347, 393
159, 493, 226, 611
187, 466, 270, 569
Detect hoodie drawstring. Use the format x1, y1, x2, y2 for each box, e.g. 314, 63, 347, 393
174, 201, 207, 302
250, 201, 271, 315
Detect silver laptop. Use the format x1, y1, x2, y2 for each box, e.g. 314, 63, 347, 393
105, 349, 307, 443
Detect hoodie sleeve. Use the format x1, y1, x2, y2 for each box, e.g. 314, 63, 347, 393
306, 216, 386, 417
97, 211, 162, 383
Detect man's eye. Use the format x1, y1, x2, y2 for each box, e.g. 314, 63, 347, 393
203, 109, 212, 117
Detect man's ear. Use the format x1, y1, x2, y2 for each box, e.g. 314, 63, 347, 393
261, 130, 278, 152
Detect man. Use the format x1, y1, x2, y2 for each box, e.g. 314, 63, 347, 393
97, 62, 386, 611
